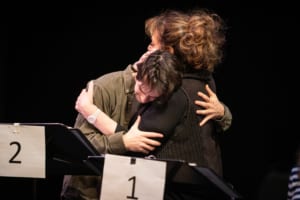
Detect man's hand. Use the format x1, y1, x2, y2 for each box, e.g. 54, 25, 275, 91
123, 116, 163, 154
75, 81, 95, 118
195, 84, 225, 126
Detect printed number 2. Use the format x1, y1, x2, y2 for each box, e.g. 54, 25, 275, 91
9, 141, 22, 164
127, 176, 138, 199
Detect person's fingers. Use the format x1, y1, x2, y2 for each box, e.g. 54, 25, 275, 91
197, 91, 209, 102
205, 84, 216, 98
199, 115, 213, 126
144, 137, 161, 146
75, 89, 85, 107
87, 80, 94, 96
88, 80, 94, 89
132, 115, 141, 127
142, 131, 163, 139
141, 149, 149, 154
141, 143, 155, 152
194, 100, 207, 108
199, 117, 208, 126
196, 109, 207, 115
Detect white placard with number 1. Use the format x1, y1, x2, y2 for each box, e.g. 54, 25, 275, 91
100, 154, 167, 200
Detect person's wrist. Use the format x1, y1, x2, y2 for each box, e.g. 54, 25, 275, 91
215, 115, 225, 121
122, 134, 130, 150
87, 107, 101, 124
215, 106, 226, 121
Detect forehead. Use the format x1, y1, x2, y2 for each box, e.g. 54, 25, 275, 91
137, 79, 161, 98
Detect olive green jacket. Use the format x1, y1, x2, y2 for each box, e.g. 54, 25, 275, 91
61, 65, 136, 200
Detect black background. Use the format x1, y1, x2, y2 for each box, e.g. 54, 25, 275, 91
0, 1, 296, 200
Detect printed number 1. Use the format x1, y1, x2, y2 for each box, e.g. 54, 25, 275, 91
127, 176, 138, 199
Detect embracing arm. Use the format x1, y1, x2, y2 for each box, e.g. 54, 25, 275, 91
122, 116, 163, 154
75, 80, 117, 135
75, 80, 163, 154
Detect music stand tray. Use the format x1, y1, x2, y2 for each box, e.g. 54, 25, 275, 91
20, 123, 101, 176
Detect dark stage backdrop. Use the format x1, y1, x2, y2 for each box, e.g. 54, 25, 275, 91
1, 1, 295, 200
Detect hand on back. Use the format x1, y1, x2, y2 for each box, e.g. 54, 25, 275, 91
195, 84, 225, 126
123, 116, 163, 154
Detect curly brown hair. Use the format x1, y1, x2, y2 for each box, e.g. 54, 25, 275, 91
145, 9, 226, 72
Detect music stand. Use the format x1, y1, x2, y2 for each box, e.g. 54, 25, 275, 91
87, 155, 243, 199
20, 123, 101, 176
151, 157, 242, 199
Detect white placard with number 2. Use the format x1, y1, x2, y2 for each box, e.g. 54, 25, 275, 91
0, 124, 45, 178
100, 154, 166, 200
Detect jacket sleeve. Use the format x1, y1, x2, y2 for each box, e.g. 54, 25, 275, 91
215, 102, 232, 132
73, 74, 128, 155
74, 113, 127, 155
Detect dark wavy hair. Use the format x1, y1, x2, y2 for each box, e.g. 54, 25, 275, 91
136, 50, 183, 104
